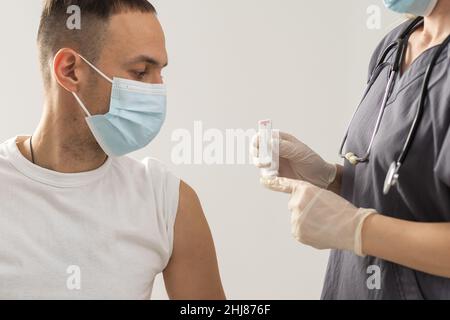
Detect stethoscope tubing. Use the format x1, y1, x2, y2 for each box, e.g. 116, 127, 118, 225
339, 17, 450, 194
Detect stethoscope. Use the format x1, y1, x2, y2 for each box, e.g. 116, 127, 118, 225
339, 17, 450, 195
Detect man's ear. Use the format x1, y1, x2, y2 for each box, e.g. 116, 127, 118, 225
52, 48, 83, 93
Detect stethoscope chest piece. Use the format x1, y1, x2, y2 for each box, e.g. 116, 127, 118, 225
383, 162, 400, 195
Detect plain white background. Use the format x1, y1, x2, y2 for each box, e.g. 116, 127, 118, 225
0, 1, 402, 299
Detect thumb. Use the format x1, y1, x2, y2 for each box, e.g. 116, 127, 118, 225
260, 177, 300, 194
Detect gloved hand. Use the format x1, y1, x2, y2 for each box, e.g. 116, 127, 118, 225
261, 177, 377, 256
252, 132, 337, 189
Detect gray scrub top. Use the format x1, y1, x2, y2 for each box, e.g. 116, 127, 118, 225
322, 20, 450, 300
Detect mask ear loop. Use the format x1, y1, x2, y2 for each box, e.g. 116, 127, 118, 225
71, 54, 114, 118
72, 92, 92, 117
77, 54, 114, 84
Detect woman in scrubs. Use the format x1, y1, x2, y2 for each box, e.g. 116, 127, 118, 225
254, 0, 450, 299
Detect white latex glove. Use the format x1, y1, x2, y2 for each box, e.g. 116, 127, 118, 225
261, 177, 377, 256
251, 132, 337, 189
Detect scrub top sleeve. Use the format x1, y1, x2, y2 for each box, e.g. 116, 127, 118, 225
435, 125, 450, 187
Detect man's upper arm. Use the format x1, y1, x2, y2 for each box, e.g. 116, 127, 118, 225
163, 181, 226, 300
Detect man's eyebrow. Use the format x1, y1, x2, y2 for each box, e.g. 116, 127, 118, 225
126, 55, 168, 68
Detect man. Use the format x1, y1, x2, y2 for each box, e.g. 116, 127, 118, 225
0, 0, 225, 299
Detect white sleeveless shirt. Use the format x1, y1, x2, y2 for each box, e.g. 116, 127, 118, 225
0, 136, 180, 299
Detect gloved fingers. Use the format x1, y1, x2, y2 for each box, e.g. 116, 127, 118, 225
250, 133, 259, 159
253, 157, 271, 168
255, 131, 303, 160
252, 149, 271, 168
279, 139, 300, 160
256, 131, 296, 147
260, 177, 305, 194
287, 182, 323, 214
251, 134, 261, 167
279, 136, 310, 161
278, 132, 300, 159
251, 133, 272, 168
250, 143, 258, 166
279, 132, 299, 143
251, 133, 259, 149
278, 158, 302, 180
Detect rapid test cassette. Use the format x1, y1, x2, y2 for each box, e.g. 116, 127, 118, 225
258, 120, 279, 179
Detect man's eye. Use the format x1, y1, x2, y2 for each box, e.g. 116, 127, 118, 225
134, 70, 147, 79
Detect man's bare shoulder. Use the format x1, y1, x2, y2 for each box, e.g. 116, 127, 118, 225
164, 180, 226, 299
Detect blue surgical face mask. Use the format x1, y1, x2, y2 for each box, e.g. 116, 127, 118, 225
72, 54, 167, 157
383, 0, 439, 16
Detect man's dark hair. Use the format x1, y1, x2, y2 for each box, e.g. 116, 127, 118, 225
37, 0, 156, 84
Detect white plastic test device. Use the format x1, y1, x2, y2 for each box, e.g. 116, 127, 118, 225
258, 120, 279, 179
